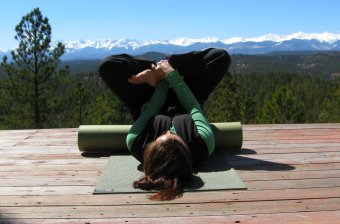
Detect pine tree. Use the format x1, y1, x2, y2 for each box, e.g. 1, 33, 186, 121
259, 86, 305, 123
319, 83, 340, 122
1, 8, 69, 128
204, 73, 245, 122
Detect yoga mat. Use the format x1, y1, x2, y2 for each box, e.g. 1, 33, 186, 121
78, 122, 242, 154
94, 152, 246, 194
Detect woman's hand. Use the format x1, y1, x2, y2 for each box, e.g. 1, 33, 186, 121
128, 64, 162, 87
128, 60, 174, 87
156, 60, 174, 75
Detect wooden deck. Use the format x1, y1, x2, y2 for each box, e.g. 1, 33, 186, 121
0, 123, 339, 223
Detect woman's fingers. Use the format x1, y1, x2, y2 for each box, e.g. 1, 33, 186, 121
128, 70, 147, 84
155, 60, 174, 76
128, 69, 158, 87
128, 75, 138, 84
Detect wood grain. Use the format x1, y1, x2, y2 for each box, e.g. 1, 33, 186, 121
0, 123, 339, 223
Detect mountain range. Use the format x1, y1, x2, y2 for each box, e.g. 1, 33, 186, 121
1, 32, 340, 61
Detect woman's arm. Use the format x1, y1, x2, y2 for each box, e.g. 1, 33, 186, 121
126, 79, 169, 150
165, 70, 215, 155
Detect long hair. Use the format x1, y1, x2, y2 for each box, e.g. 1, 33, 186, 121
133, 137, 193, 200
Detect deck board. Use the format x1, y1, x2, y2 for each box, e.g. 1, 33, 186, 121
2, 211, 338, 224
0, 123, 339, 223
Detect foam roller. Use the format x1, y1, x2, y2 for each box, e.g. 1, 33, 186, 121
78, 122, 243, 153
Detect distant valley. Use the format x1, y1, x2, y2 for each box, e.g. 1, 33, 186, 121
1, 51, 340, 79
61, 51, 340, 79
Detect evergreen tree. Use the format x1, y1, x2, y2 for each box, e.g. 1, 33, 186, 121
259, 86, 305, 123
204, 73, 245, 122
0, 79, 12, 128
1, 8, 69, 128
76, 81, 91, 124
319, 83, 340, 122
84, 90, 132, 125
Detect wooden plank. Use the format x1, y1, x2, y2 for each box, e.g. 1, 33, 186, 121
17, 138, 340, 146
2, 145, 79, 153
35, 128, 78, 133
1, 176, 340, 194
0, 164, 339, 180
4, 145, 339, 156
2, 150, 338, 160
244, 135, 340, 141
237, 146, 340, 154
247, 177, 340, 190
243, 123, 340, 130
0, 140, 18, 148
0, 163, 107, 172
31, 130, 77, 136
0, 129, 37, 135
0, 158, 108, 166
0, 170, 102, 177
14, 141, 76, 147
243, 142, 340, 149
0, 187, 339, 206
226, 152, 340, 160
233, 163, 340, 172
1, 169, 339, 187
244, 139, 340, 145
2, 168, 338, 180
245, 129, 340, 135
0, 198, 339, 219
246, 129, 340, 135
0, 162, 339, 173
2, 146, 339, 156
2, 211, 338, 224
239, 169, 340, 181
0, 177, 97, 186
0, 153, 84, 160
0, 151, 338, 166
228, 157, 340, 171
0, 186, 93, 196
0, 124, 339, 222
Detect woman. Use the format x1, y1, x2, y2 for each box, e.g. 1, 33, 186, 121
99, 48, 231, 200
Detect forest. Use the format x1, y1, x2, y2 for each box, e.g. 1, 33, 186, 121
0, 8, 339, 130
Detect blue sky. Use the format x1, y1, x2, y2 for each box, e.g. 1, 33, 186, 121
1, 0, 340, 50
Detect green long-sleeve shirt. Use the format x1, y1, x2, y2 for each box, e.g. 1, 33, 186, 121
126, 70, 215, 155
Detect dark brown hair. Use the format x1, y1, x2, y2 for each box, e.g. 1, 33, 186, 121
133, 137, 193, 200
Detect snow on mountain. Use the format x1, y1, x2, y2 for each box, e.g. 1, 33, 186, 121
64, 36, 221, 50
60, 32, 340, 60
63, 32, 340, 50
2, 32, 340, 60
221, 32, 340, 44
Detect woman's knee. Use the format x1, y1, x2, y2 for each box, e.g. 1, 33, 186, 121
98, 54, 132, 79
204, 48, 231, 74
98, 59, 110, 78
205, 48, 230, 63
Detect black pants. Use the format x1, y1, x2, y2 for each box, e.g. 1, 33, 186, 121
98, 48, 231, 121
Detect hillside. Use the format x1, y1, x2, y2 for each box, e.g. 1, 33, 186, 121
1, 51, 340, 79
64, 51, 340, 79
230, 51, 340, 78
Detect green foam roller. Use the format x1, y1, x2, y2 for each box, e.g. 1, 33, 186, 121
210, 122, 243, 150
78, 122, 243, 153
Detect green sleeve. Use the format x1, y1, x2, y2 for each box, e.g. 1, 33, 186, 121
165, 70, 215, 155
126, 80, 169, 150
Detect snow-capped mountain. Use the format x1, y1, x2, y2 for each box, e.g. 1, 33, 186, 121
1, 32, 340, 60
60, 32, 340, 60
